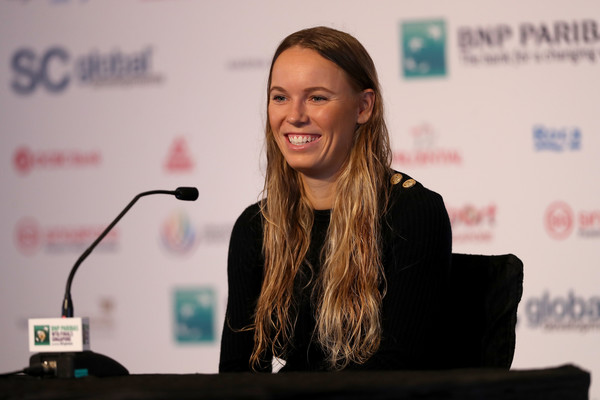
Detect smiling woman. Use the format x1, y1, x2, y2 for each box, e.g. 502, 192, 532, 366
219, 26, 452, 373
268, 46, 375, 200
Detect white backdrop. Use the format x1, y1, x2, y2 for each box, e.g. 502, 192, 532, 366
1, 1, 599, 398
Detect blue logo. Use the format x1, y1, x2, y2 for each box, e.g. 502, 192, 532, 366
174, 287, 216, 343
11, 47, 71, 94
10, 46, 162, 95
401, 20, 447, 78
525, 291, 600, 331
533, 125, 581, 152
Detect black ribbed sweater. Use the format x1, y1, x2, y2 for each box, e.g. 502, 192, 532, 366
219, 173, 452, 372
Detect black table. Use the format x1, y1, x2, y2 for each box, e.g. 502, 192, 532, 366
0, 364, 590, 400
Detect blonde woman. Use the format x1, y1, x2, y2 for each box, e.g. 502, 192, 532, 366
219, 26, 452, 372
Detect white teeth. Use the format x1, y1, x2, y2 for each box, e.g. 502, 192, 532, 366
288, 135, 317, 145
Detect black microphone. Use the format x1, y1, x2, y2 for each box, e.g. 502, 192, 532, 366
27, 187, 198, 378
61, 187, 198, 318
174, 186, 199, 201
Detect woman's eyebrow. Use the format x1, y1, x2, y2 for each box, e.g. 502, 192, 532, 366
269, 86, 334, 94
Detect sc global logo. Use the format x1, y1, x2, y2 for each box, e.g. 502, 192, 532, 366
11, 47, 71, 94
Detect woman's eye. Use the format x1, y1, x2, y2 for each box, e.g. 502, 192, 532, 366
271, 95, 286, 102
310, 95, 327, 103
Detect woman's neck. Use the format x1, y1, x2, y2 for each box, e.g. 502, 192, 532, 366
300, 174, 337, 210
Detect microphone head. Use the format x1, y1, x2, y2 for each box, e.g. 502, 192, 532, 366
174, 187, 199, 201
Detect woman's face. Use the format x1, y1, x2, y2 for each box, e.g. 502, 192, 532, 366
268, 46, 373, 181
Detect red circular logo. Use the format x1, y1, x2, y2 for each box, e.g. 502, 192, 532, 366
544, 202, 574, 240
15, 218, 41, 254
13, 147, 34, 174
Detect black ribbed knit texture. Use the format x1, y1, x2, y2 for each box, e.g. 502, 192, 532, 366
219, 173, 452, 372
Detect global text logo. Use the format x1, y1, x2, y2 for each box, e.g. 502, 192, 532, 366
533, 125, 581, 152
10, 46, 163, 95
13, 146, 101, 175
544, 202, 600, 240
448, 203, 496, 243
401, 20, 447, 78
525, 291, 600, 332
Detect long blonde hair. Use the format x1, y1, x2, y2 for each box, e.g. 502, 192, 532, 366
252, 26, 392, 370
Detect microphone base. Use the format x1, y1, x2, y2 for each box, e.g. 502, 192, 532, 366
30, 351, 129, 378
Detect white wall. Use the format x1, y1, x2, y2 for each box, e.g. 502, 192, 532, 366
1, 1, 598, 397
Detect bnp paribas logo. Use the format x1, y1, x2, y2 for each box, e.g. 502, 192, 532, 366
174, 287, 216, 343
401, 20, 447, 78
33, 325, 50, 346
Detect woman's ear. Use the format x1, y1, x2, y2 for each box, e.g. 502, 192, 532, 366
357, 89, 375, 124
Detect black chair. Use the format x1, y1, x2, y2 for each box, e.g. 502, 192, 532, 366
447, 253, 524, 369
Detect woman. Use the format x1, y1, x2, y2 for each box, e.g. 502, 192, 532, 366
219, 26, 452, 372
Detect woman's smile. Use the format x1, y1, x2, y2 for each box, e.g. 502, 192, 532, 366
285, 133, 321, 147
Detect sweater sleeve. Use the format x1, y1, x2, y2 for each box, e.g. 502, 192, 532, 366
218, 204, 272, 372
354, 178, 452, 370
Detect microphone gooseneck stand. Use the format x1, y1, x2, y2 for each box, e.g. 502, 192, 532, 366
31, 187, 199, 378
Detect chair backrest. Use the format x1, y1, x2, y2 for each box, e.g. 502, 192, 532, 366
446, 253, 524, 369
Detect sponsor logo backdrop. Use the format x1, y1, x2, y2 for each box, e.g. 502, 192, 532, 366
1, 1, 598, 398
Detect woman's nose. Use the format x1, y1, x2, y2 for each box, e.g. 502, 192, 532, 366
287, 101, 308, 125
